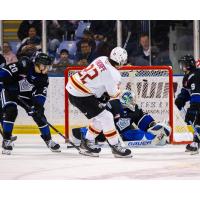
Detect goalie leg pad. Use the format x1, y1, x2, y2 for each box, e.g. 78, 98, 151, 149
138, 114, 154, 131
122, 129, 147, 141
147, 123, 171, 145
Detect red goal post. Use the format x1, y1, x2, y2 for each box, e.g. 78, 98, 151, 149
64, 65, 193, 144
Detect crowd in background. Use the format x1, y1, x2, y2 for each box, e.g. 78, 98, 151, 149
1, 20, 194, 75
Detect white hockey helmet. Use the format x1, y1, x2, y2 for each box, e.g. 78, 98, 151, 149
110, 47, 128, 65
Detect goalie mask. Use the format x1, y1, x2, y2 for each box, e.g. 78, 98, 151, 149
110, 47, 128, 66
120, 90, 136, 109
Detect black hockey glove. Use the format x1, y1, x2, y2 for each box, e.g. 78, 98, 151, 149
175, 97, 186, 110
98, 92, 110, 103
27, 103, 44, 119
106, 99, 121, 118
27, 106, 37, 116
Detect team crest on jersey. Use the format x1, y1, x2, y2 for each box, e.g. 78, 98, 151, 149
116, 118, 131, 131
19, 79, 34, 92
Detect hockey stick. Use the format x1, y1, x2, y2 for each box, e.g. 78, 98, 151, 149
17, 96, 80, 152
123, 31, 131, 49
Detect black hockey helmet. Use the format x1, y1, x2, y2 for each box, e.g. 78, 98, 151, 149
178, 55, 196, 71
35, 53, 52, 66
18, 56, 33, 75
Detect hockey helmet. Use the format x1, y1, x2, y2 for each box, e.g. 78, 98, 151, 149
110, 47, 128, 65
35, 53, 52, 66
178, 55, 196, 71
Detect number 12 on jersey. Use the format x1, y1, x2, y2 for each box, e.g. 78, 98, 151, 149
79, 64, 99, 84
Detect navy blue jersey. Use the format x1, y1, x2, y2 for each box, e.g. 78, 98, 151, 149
0, 61, 48, 101
106, 100, 147, 134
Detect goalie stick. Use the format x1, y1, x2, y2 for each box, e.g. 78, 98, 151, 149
17, 96, 80, 152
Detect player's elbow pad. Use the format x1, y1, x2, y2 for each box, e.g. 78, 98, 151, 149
175, 98, 186, 110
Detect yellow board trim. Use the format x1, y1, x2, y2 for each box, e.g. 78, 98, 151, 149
12, 125, 65, 134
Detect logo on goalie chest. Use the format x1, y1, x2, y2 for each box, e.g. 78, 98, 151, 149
19, 79, 34, 92
116, 118, 131, 131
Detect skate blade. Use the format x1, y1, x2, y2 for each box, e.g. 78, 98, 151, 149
2, 149, 12, 155
190, 150, 199, 155
50, 149, 61, 153
113, 153, 133, 158
11, 136, 17, 142
79, 149, 99, 157
185, 149, 191, 152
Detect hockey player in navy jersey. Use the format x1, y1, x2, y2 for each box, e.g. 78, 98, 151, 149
71, 90, 171, 147
0, 53, 60, 154
175, 55, 200, 154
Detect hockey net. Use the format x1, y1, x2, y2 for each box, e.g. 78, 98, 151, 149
64, 66, 193, 144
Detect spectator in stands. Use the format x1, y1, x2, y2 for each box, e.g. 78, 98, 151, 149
75, 40, 95, 66
17, 20, 41, 41
17, 26, 41, 58
47, 20, 65, 59
2, 42, 18, 64
89, 20, 116, 47
65, 20, 79, 40
47, 20, 79, 59
49, 49, 73, 75
76, 30, 96, 53
93, 41, 112, 58
154, 38, 172, 66
129, 33, 158, 65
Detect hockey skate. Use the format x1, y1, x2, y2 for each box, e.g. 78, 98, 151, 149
2, 139, 13, 155
110, 141, 132, 158
186, 129, 200, 155
185, 142, 200, 155
70, 128, 82, 147
79, 138, 101, 157
41, 135, 61, 152
11, 135, 17, 142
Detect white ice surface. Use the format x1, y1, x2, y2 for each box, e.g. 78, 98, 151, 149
0, 134, 200, 180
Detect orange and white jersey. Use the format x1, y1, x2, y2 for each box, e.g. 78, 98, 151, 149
66, 56, 121, 98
